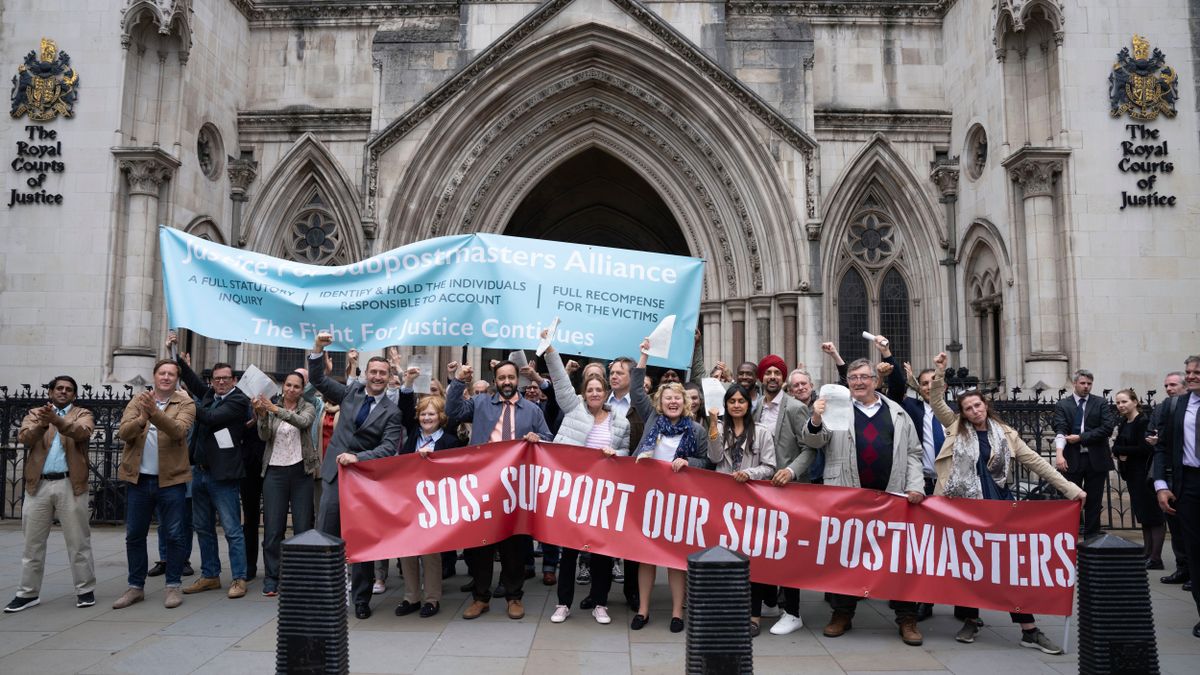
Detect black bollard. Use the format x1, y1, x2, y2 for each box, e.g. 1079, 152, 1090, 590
686, 546, 752, 675
1077, 533, 1159, 675
276, 530, 350, 675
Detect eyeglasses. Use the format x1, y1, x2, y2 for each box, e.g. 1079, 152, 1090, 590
211, 376, 234, 382
847, 374, 874, 382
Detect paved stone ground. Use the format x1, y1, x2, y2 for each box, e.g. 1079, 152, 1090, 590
0, 522, 1196, 674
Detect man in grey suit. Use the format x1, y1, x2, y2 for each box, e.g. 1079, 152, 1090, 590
447, 360, 552, 621
309, 332, 404, 620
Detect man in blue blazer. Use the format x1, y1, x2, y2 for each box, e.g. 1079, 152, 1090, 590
309, 332, 404, 620
447, 360, 551, 621
1052, 369, 1116, 538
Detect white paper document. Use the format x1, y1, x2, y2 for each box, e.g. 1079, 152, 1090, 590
818, 384, 852, 431
645, 315, 676, 358
701, 378, 727, 414
509, 350, 531, 388
536, 317, 560, 357
214, 428, 235, 449
408, 353, 432, 394
861, 330, 888, 347
235, 365, 277, 401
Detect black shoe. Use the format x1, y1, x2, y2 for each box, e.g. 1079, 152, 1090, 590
1161, 570, 1189, 584
395, 600, 420, 616
579, 597, 597, 610
750, 621, 761, 638
1184, 580, 1193, 593
670, 617, 685, 633
460, 579, 476, 593
76, 592, 95, 608
630, 614, 649, 630
420, 602, 439, 618
147, 561, 167, 577
182, 562, 195, 577
1146, 559, 1165, 570
355, 603, 371, 620
1193, 622, 1200, 638
4, 596, 39, 613
916, 603, 933, 622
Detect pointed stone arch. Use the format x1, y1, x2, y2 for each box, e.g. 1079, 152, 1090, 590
960, 219, 1012, 386
120, 0, 193, 59
243, 133, 364, 264
372, 21, 811, 301
993, 0, 1064, 58
183, 215, 223, 244
822, 133, 942, 362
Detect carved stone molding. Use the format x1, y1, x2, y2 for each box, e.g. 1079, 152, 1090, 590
727, 0, 957, 24
227, 157, 259, 197
1007, 158, 1062, 198
929, 159, 960, 199
112, 146, 181, 196
993, 0, 1066, 61
231, 1, 458, 27
121, 0, 193, 60
237, 108, 372, 137
815, 108, 953, 136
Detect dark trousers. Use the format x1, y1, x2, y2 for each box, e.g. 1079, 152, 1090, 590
241, 472, 263, 578
558, 548, 612, 607
751, 583, 778, 618
830, 594, 918, 621
158, 495, 193, 563
1067, 469, 1108, 537
262, 463, 314, 588
1177, 467, 1200, 615
1166, 511, 1189, 573
624, 559, 639, 604
126, 475, 188, 588
782, 587, 801, 616
317, 477, 373, 609
955, 606, 1034, 624
466, 534, 527, 601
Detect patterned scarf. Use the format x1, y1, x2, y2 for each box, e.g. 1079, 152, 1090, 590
942, 418, 1011, 499
637, 414, 697, 460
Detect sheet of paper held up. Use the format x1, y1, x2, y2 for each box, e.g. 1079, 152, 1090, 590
214, 428, 235, 449
861, 331, 888, 347
509, 350, 531, 388
408, 353, 432, 394
536, 317, 560, 357
701, 378, 727, 414
236, 365, 278, 401
819, 384, 852, 431
644, 315, 676, 358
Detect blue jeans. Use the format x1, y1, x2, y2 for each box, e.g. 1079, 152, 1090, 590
192, 468, 247, 580
125, 474, 187, 588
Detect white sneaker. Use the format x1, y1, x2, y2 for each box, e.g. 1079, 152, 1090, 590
372, 581, 386, 595
551, 605, 571, 623
592, 606, 612, 624
769, 612, 804, 635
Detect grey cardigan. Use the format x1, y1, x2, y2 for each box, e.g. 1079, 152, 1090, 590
257, 398, 319, 477
707, 422, 776, 480
546, 350, 631, 453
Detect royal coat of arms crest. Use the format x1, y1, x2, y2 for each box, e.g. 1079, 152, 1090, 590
1109, 34, 1177, 121
10, 38, 80, 121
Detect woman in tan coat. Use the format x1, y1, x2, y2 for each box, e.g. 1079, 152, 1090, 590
928, 352, 1084, 655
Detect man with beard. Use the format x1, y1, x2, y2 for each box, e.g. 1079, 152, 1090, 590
447, 360, 552, 620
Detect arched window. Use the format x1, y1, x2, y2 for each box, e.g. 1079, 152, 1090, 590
879, 268, 911, 363
837, 268, 869, 363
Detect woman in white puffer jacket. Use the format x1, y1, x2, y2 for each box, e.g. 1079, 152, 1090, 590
543, 339, 630, 626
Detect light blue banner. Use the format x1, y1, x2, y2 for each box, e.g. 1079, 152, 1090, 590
159, 227, 705, 368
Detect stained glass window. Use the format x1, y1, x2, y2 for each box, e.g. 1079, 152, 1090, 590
879, 268, 911, 364
837, 268, 869, 363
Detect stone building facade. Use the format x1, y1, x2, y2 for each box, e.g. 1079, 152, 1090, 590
2, 0, 1197, 393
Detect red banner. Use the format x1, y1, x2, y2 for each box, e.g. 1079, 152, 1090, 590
339, 441, 1080, 615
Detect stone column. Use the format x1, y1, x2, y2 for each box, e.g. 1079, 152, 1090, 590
728, 302, 746, 370
777, 293, 800, 368
1006, 151, 1068, 386
750, 297, 772, 360
700, 302, 724, 377
112, 147, 181, 383
227, 156, 258, 247
930, 159, 962, 366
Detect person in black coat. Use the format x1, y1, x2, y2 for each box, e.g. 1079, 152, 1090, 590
1051, 369, 1117, 538
1113, 389, 1164, 567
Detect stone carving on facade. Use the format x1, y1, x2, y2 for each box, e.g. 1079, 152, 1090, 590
232, 1, 459, 27
1108, 34, 1178, 121
814, 108, 953, 137
9, 39, 79, 121
846, 206, 898, 267
993, 0, 1065, 61
120, 0, 193, 59
929, 160, 960, 199
291, 196, 342, 264
727, 1, 955, 22
237, 108, 372, 137
1007, 157, 1061, 197
119, 156, 175, 195
227, 157, 258, 197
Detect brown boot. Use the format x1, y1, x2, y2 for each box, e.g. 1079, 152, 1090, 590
462, 599, 490, 620
506, 598, 525, 620
823, 611, 853, 637
898, 617, 923, 646
182, 576, 221, 594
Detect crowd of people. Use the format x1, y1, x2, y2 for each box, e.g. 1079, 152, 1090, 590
6, 329, 1200, 651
